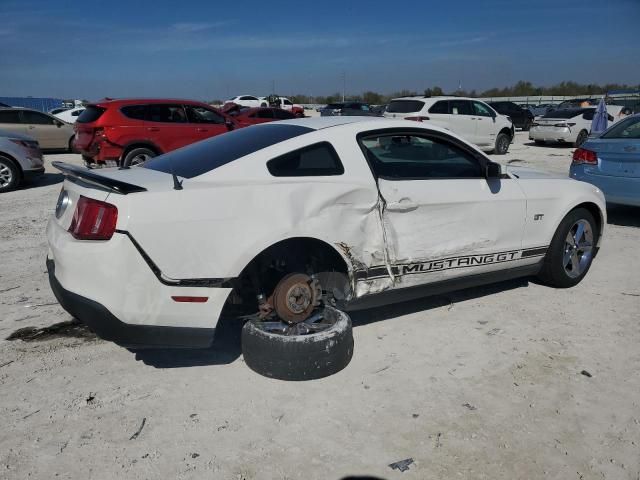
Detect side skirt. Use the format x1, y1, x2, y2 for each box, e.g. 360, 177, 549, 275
344, 263, 542, 311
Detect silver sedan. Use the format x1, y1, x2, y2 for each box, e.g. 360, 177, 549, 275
0, 129, 44, 192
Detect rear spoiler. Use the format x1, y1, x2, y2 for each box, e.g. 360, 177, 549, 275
52, 161, 147, 194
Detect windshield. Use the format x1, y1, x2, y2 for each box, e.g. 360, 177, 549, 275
143, 124, 313, 178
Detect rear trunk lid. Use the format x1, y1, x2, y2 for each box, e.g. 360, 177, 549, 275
585, 138, 640, 178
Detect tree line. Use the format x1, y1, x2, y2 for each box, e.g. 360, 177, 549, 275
282, 81, 640, 105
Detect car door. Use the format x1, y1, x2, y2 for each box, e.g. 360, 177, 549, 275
358, 128, 528, 290
21, 110, 67, 149
445, 100, 477, 144
184, 105, 229, 142
0, 110, 27, 136
146, 103, 192, 151
472, 101, 498, 147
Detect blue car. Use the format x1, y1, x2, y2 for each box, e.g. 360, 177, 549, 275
570, 114, 640, 207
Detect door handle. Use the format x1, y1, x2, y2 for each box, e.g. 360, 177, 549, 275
386, 199, 418, 212
28, 125, 35, 129
147, 127, 160, 132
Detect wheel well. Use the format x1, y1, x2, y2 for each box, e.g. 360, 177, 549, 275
573, 202, 604, 238
121, 142, 161, 161
499, 127, 513, 140
229, 237, 350, 312
0, 153, 23, 178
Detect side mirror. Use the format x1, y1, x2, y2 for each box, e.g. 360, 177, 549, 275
485, 162, 502, 179
225, 119, 235, 131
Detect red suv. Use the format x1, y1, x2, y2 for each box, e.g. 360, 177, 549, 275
74, 98, 238, 166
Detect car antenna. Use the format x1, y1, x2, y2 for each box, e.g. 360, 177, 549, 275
172, 171, 183, 190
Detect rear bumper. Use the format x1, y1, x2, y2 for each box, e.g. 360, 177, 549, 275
529, 127, 575, 143
47, 258, 215, 348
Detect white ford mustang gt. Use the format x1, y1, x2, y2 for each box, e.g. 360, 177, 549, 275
47, 117, 605, 362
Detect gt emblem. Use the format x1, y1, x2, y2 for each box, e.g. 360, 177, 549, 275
534, 214, 544, 221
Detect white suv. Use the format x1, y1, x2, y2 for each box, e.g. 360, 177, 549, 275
384, 96, 514, 154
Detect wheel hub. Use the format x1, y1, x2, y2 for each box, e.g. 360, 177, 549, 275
271, 273, 321, 324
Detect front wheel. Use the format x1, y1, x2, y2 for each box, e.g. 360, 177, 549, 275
494, 132, 511, 155
0, 156, 20, 192
538, 208, 598, 288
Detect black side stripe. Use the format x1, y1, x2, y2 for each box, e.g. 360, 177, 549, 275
115, 230, 236, 288
521, 247, 548, 258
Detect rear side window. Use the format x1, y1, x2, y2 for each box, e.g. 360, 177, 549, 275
428, 101, 448, 114
77, 106, 106, 123
121, 105, 147, 121
267, 142, 344, 177
387, 100, 425, 113
0, 110, 21, 123
148, 104, 187, 123
144, 124, 313, 178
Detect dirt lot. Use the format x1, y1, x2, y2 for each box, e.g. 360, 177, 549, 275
1, 132, 639, 480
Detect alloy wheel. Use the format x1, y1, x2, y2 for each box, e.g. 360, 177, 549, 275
562, 219, 594, 278
0, 163, 13, 188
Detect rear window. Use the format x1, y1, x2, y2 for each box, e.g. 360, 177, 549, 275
542, 108, 592, 119
76, 106, 106, 123
143, 124, 313, 179
387, 100, 425, 113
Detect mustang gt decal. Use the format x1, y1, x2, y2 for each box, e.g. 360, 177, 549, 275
355, 247, 548, 281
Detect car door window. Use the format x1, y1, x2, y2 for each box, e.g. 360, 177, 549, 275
0, 110, 21, 124
473, 101, 494, 117
184, 105, 225, 124
267, 142, 344, 177
22, 111, 55, 125
283, 99, 292, 106
449, 100, 472, 116
240, 96, 257, 101
148, 104, 187, 123
360, 133, 483, 179
121, 105, 148, 120
602, 116, 640, 138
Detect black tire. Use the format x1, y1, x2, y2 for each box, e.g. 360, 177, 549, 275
534, 140, 545, 146
0, 155, 20, 192
241, 307, 354, 381
68, 136, 76, 153
574, 130, 588, 148
260, 102, 267, 107
538, 208, 598, 288
122, 147, 156, 167
494, 132, 510, 155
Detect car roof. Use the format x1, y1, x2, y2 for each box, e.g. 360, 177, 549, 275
89, 98, 212, 107
389, 95, 474, 102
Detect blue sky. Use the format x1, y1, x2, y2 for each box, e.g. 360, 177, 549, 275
1, 0, 638, 101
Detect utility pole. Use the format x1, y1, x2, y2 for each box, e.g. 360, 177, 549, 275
342, 71, 346, 102
271, 80, 275, 95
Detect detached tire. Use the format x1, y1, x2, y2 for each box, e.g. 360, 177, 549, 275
242, 307, 353, 381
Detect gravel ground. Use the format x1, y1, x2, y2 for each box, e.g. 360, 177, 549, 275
0, 132, 639, 480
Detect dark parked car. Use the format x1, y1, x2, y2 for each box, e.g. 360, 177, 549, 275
320, 102, 377, 116
488, 101, 535, 130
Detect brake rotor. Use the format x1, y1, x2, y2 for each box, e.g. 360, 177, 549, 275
271, 273, 321, 324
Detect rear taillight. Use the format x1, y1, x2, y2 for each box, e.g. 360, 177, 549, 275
68, 196, 118, 240
572, 148, 598, 165
405, 116, 430, 122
